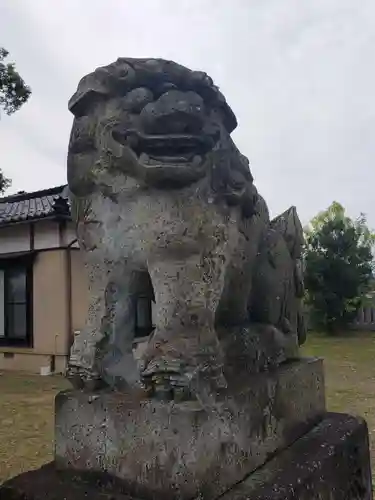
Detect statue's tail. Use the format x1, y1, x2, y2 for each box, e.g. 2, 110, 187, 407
271, 206, 307, 346
270, 206, 304, 259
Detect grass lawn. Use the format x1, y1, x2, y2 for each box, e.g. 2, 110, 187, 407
302, 331, 375, 477
0, 332, 375, 483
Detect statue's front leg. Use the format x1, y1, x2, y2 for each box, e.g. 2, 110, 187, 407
67, 257, 111, 390
67, 192, 143, 391
100, 266, 150, 390
142, 250, 229, 401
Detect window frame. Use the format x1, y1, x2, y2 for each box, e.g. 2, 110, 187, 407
0, 254, 34, 348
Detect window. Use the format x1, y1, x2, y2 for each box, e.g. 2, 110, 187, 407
0, 261, 32, 347
134, 296, 154, 339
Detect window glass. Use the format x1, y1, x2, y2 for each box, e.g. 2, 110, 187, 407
7, 268, 27, 303
135, 297, 153, 338
0, 271, 5, 337
7, 303, 27, 338
136, 297, 152, 330
0, 264, 30, 344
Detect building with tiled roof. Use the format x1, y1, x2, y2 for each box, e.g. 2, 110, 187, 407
0, 185, 88, 374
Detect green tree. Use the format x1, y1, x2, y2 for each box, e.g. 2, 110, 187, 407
0, 48, 31, 115
304, 201, 375, 333
0, 48, 31, 192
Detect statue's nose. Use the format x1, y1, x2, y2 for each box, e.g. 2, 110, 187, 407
139, 90, 205, 134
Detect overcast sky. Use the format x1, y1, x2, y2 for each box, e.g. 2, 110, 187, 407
0, 0, 374, 226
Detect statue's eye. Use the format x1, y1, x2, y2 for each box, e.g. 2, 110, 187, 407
153, 83, 178, 99
120, 87, 154, 113
114, 62, 133, 80
111, 61, 137, 95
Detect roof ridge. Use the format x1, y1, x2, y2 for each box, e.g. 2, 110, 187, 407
0, 184, 68, 203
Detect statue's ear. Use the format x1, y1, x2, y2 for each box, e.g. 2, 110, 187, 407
69, 71, 110, 117
214, 88, 237, 134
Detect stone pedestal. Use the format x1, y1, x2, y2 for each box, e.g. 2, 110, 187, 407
221, 413, 373, 500
1, 414, 372, 500
54, 358, 325, 500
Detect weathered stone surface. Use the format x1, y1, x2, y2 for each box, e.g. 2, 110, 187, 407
222, 413, 373, 500
55, 358, 325, 500
138, 323, 298, 403
3, 413, 371, 500
248, 206, 306, 347
66, 57, 307, 397
0, 463, 134, 500
219, 323, 298, 381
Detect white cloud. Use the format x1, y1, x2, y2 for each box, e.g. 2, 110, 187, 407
0, 0, 374, 226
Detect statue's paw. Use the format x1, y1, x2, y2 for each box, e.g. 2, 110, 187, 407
66, 369, 84, 390
66, 365, 107, 392
141, 357, 194, 401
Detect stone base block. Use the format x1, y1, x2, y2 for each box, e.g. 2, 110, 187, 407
222, 413, 373, 500
220, 323, 299, 379
54, 358, 325, 500
1, 414, 372, 500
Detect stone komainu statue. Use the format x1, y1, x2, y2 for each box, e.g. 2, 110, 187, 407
66, 58, 306, 398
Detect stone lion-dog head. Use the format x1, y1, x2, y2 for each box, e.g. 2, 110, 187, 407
67, 57, 257, 216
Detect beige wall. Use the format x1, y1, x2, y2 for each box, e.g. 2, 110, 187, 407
0, 350, 67, 373
33, 250, 68, 355
0, 224, 30, 254
63, 221, 79, 248
70, 249, 89, 333
34, 220, 60, 249
33, 248, 90, 354
0, 220, 78, 253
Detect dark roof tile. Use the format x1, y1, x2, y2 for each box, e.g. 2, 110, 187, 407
0, 185, 71, 225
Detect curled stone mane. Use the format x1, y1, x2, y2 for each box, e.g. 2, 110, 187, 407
68, 58, 237, 130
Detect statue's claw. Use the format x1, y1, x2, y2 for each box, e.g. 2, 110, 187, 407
66, 365, 107, 392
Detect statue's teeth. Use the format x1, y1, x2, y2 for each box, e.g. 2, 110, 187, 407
139, 153, 150, 164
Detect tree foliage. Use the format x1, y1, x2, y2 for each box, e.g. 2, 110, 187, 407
304, 201, 375, 333
0, 48, 31, 115
0, 47, 31, 193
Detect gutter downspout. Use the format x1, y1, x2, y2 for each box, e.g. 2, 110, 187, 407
65, 237, 78, 369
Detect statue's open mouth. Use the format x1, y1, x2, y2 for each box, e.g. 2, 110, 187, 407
112, 129, 219, 166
